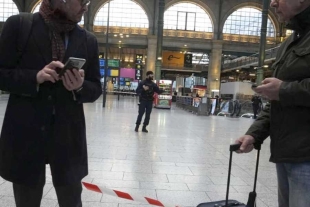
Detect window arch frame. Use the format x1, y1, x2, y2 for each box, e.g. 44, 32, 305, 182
221, 3, 279, 39
164, 0, 215, 33
93, 0, 150, 29
31, 0, 41, 13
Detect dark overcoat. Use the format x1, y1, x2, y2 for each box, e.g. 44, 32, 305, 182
0, 13, 102, 186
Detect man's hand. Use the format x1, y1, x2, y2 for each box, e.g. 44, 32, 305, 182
36, 61, 63, 84
143, 85, 149, 91
254, 78, 283, 100
62, 69, 84, 91
235, 135, 255, 153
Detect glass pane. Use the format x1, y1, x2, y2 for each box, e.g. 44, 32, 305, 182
186, 12, 196, 31
223, 7, 275, 37
32, 1, 41, 13
164, 2, 213, 32
0, 0, 19, 22
177, 12, 186, 30
94, 0, 149, 28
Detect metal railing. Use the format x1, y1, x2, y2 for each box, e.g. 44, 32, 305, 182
222, 46, 280, 71
162, 63, 208, 71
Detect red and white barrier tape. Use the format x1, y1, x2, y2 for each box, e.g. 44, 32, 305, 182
82, 182, 181, 207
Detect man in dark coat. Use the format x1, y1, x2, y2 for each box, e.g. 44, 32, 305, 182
0, 0, 101, 206
251, 94, 262, 119
135, 71, 161, 133
236, 0, 310, 206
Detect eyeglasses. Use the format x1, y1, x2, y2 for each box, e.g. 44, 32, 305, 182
80, 0, 90, 6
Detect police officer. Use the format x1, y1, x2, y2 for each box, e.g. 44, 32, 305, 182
135, 71, 161, 132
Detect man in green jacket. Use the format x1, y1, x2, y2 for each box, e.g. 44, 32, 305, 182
236, 0, 310, 206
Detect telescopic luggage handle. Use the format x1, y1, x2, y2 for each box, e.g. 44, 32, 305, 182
226, 143, 261, 207
229, 143, 261, 152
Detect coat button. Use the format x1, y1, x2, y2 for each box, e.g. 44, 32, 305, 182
48, 96, 52, 101
41, 126, 45, 131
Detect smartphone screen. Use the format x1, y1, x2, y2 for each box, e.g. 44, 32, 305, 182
58, 58, 86, 77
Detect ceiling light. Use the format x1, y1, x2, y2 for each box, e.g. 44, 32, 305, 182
236, 70, 240, 72
119, 41, 122, 43
120, 33, 123, 36
114, 34, 117, 37
126, 35, 129, 37
184, 44, 187, 47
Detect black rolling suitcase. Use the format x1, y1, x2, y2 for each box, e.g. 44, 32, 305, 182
197, 143, 261, 207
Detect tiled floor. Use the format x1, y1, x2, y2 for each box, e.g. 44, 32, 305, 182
0, 95, 278, 207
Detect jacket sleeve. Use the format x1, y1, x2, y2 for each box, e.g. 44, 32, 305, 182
74, 34, 102, 103
245, 102, 271, 144
278, 80, 310, 107
153, 83, 162, 94
136, 81, 144, 94
0, 15, 39, 97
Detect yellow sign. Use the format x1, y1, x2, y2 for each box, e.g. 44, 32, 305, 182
162, 51, 184, 68
110, 69, 119, 77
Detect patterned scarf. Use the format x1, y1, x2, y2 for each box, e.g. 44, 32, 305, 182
39, 0, 76, 61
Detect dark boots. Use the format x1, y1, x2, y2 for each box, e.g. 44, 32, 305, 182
135, 125, 139, 132
142, 125, 148, 133
135, 125, 148, 133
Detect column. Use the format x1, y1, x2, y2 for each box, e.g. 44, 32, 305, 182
155, 0, 165, 80
207, 40, 223, 97
84, 4, 91, 32
14, 0, 25, 12
146, 35, 157, 75
256, 0, 270, 85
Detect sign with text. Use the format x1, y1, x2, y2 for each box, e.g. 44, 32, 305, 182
99, 59, 120, 68
99, 68, 119, 77
110, 68, 119, 77
108, 59, 120, 68
163, 51, 184, 68
135, 69, 142, 80
99, 59, 105, 67
135, 54, 143, 65
184, 54, 193, 67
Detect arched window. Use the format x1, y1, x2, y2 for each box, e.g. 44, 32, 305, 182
223, 7, 275, 37
164, 2, 213, 32
0, 0, 19, 22
32, 1, 84, 25
94, 0, 149, 28
32, 1, 41, 13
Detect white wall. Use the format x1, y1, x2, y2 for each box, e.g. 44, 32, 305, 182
220, 82, 255, 99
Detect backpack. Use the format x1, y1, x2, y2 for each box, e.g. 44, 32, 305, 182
17, 13, 34, 63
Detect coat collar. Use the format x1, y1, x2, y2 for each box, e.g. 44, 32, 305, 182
32, 13, 86, 65
286, 5, 310, 36
63, 26, 86, 63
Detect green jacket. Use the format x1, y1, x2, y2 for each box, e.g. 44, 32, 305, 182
246, 6, 310, 163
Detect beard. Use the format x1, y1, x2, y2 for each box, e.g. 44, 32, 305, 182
51, 5, 77, 23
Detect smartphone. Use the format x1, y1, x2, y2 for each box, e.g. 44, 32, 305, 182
58, 57, 86, 77
251, 84, 258, 89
